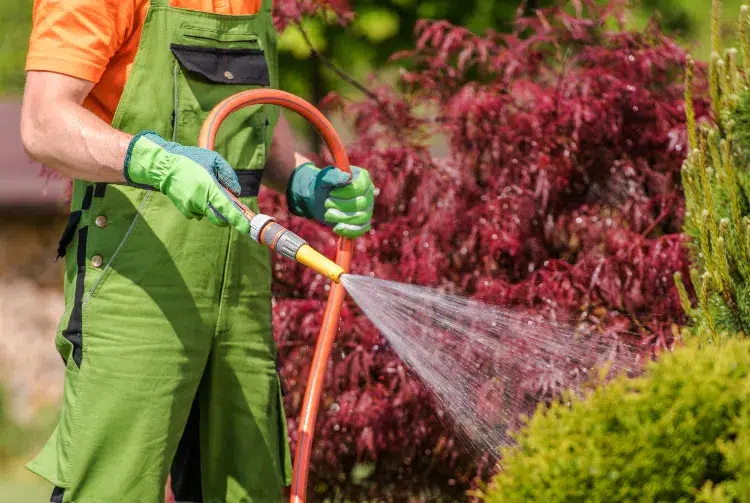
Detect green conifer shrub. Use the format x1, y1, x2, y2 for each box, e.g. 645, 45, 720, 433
676, 0, 750, 341
481, 336, 750, 503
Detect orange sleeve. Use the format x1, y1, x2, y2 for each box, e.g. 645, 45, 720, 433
26, 0, 135, 83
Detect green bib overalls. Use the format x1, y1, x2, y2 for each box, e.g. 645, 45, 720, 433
28, 0, 292, 501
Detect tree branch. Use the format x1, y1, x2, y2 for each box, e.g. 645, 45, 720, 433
295, 21, 383, 104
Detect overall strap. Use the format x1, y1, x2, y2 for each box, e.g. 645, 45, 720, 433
149, 0, 169, 7
260, 0, 273, 13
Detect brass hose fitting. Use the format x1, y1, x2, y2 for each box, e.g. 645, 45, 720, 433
249, 214, 345, 283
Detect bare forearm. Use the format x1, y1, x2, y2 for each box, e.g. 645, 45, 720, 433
21, 72, 131, 183
23, 72, 305, 189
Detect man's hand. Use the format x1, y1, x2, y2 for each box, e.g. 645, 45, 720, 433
286, 162, 375, 238
125, 132, 251, 234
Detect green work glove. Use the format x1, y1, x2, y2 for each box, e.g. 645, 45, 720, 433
124, 131, 250, 234
287, 162, 374, 238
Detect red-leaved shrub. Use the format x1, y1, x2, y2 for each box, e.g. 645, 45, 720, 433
266, 2, 708, 500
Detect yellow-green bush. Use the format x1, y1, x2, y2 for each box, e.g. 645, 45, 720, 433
482, 337, 750, 503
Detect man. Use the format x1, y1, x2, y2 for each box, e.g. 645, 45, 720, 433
21, 1, 374, 502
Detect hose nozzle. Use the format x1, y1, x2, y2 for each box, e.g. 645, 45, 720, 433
250, 214, 344, 283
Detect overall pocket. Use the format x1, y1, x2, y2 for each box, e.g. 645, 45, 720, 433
171, 34, 269, 172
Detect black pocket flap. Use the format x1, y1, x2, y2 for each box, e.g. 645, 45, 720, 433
170, 44, 270, 86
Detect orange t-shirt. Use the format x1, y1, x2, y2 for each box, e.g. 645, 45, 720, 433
26, 0, 262, 123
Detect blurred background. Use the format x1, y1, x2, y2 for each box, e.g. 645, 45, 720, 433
0, 0, 738, 499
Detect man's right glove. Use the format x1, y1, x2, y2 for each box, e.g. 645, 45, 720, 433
124, 131, 250, 234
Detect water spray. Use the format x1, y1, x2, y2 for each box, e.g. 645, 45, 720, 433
199, 89, 351, 503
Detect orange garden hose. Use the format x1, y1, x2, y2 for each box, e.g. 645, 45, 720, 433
199, 89, 353, 503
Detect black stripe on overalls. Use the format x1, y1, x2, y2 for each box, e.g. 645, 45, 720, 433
61, 185, 93, 368
50, 485, 64, 502
235, 169, 264, 197
56, 185, 94, 259
121, 169, 262, 196
94, 182, 107, 198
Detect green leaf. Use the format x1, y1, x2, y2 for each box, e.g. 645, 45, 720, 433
350, 461, 377, 484
278, 20, 328, 59
353, 7, 401, 43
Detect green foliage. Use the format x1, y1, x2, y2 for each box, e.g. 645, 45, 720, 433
276, 0, 553, 141
0, 0, 32, 96
0, 389, 55, 472
632, 0, 747, 60
0, 391, 24, 467
278, 0, 551, 100
0, 1, 556, 100
676, 1, 750, 341
0, 385, 58, 481
482, 337, 750, 503
0, 1, 739, 100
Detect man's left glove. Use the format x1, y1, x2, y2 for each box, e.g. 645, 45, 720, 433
124, 131, 250, 234
286, 162, 374, 238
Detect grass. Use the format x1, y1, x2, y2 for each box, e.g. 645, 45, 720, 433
0, 387, 58, 503
0, 478, 52, 503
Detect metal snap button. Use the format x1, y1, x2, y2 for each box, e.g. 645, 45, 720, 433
224, 71, 234, 80
91, 255, 104, 268
95, 216, 108, 228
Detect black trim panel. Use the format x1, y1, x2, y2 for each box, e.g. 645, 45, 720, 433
81, 185, 94, 210
50, 486, 64, 503
62, 226, 88, 367
57, 210, 82, 259
56, 185, 94, 259
94, 182, 107, 198
236, 169, 263, 197
170, 391, 204, 502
